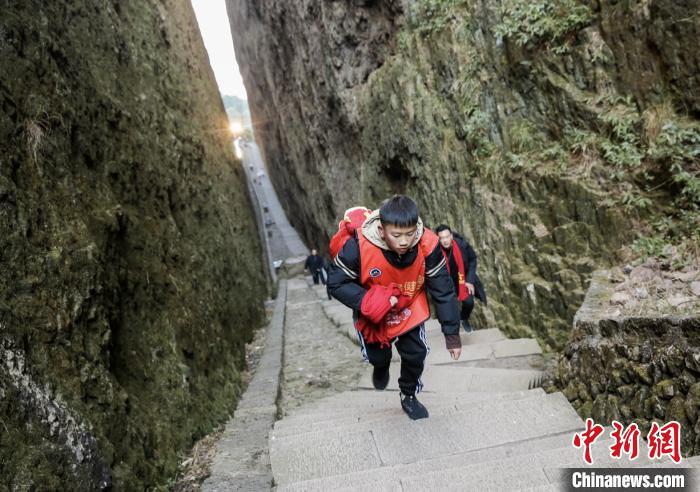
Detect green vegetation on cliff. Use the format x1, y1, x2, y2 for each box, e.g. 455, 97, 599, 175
390, 0, 698, 344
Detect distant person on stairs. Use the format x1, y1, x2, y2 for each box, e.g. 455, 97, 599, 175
435, 225, 487, 333
328, 195, 461, 420
304, 249, 326, 285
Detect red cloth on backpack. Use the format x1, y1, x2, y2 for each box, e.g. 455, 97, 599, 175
441, 242, 469, 302
329, 207, 372, 259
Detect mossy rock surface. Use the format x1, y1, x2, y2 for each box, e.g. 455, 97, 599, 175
0, 2, 266, 489
229, 0, 699, 352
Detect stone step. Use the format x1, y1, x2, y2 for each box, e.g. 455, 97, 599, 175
521, 485, 559, 492
424, 326, 507, 347
322, 302, 352, 316
275, 390, 547, 437
357, 364, 543, 393
275, 431, 591, 492
424, 319, 503, 336
278, 430, 690, 492
284, 387, 546, 418
342, 322, 361, 344
321, 299, 341, 309
323, 305, 353, 326
309, 282, 326, 292
646, 455, 700, 467
269, 392, 583, 485
399, 437, 624, 492
321, 333, 542, 377
427, 338, 542, 366
286, 277, 311, 291
403, 464, 549, 492
276, 432, 574, 491
450, 353, 546, 371
521, 455, 700, 492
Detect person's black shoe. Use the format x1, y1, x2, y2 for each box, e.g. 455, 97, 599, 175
462, 320, 473, 333
372, 365, 390, 390
400, 393, 429, 420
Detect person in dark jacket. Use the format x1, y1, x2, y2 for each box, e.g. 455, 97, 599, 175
304, 249, 325, 285
328, 196, 461, 420
435, 224, 487, 332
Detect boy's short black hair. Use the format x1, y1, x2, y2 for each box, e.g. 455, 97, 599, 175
379, 195, 419, 227
435, 224, 452, 234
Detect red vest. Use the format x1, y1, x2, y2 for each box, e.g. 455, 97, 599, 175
358, 228, 439, 341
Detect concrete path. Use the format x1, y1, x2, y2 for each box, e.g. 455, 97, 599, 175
240, 142, 307, 262
269, 286, 700, 491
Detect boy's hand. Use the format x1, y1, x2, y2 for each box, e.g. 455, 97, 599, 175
361, 285, 396, 324
449, 347, 462, 360
466, 282, 475, 295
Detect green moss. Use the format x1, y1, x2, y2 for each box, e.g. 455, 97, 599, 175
649, 119, 700, 202
493, 0, 594, 50
405, 0, 471, 36
653, 379, 677, 400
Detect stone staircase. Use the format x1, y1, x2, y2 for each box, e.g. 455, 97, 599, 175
269, 282, 699, 491
206, 144, 699, 491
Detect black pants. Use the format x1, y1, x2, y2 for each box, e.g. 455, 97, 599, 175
460, 296, 474, 326
359, 324, 429, 396
312, 268, 327, 285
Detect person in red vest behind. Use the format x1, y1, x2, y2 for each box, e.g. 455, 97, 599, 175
435, 224, 487, 333
328, 195, 461, 420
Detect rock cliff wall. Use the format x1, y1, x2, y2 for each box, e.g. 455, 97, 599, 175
0, 1, 266, 489
229, 0, 699, 348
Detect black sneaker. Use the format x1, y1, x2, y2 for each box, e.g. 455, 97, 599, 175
400, 393, 429, 420
372, 365, 390, 390
462, 320, 473, 333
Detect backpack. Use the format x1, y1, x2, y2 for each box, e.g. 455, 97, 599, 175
329, 206, 372, 259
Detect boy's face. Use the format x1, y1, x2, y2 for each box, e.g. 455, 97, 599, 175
379, 223, 417, 255
437, 230, 453, 249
